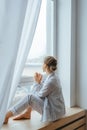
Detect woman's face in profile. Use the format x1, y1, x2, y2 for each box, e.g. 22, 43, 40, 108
42, 63, 47, 72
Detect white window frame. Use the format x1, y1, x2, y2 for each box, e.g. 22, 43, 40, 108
47, 0, 57, 57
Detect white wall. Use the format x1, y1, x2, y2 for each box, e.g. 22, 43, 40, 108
56, 0, 70, 107
56, 0, 76, 107
76, 0, 87, 109
56, 0, 87, 108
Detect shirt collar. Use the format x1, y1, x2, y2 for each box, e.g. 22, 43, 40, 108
46, 72, 55, 80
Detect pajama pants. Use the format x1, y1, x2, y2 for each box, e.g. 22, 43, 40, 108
9, 93, 44, 115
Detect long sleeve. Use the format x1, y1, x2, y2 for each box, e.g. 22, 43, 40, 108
37, 80, 55, 98
31, 81, 44, 93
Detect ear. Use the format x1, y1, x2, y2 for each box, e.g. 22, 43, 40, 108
44, 63, 47, 67
46, 64, 49, 71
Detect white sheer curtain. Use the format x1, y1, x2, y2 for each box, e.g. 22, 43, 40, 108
0, 0, 42, 127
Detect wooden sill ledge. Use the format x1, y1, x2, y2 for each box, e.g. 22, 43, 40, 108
1, 107, 86, 130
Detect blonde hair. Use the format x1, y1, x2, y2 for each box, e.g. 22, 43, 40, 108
44, 56, 57, 72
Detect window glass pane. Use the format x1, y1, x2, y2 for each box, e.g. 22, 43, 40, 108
27, 0, 47, 64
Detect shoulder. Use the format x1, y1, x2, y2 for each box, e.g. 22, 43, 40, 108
50, 73, 58, 82
47, 75, 58, 86
49, 74, 61, 88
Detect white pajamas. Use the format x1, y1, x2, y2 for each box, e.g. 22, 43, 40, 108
10, 94, 44, 116
9, 72, 65, 122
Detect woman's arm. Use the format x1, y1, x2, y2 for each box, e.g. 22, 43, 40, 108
37, 80, 55, 98
34, 72, 42, 84
31, 72, 43, 93
31, 81, 44, 93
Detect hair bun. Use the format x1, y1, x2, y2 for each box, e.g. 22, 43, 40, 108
44, 56, 57, 72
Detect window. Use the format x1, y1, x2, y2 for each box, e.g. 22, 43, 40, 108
22, 0, 56, 76
26, 0, 56, 65
26, 0, 47, 65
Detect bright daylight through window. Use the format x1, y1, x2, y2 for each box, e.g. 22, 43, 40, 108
26, 0, 53, 65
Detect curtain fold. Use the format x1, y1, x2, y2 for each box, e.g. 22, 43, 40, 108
0, 0, 42, 127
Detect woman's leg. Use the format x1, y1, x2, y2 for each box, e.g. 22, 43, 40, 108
13, 94, 44, 120
4, 94, 32, 123
4, 93, 44, 123
29, 94, 44, 114
13, 106, 32, 120
4, 111, 13, 124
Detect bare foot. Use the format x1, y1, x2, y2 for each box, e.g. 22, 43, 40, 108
4, 111, 13, 124
13, 107, 32, 120
13, 112, 30, 120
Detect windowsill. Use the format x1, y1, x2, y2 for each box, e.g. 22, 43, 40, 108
2, 107, 85, 130
25, 63, 42, 67
22, 64, 43, 78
